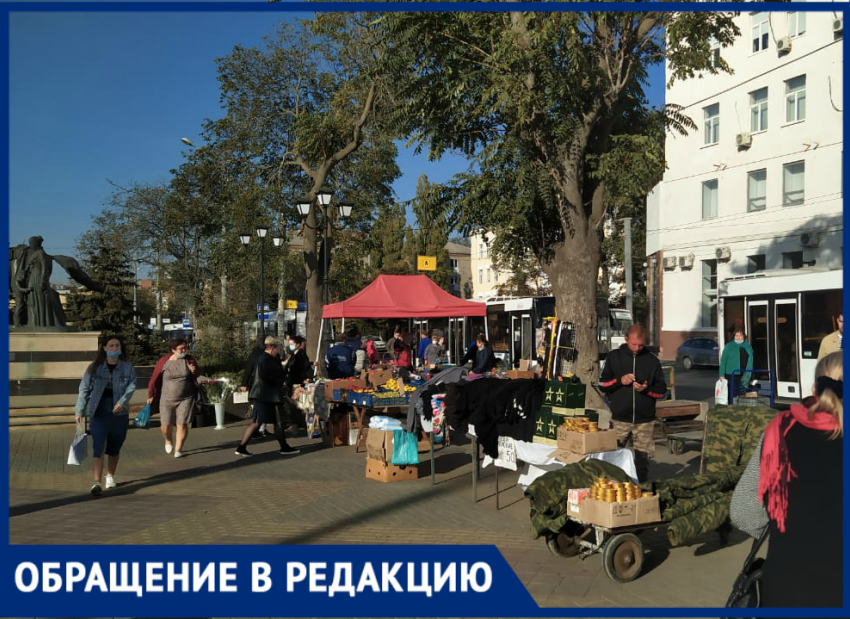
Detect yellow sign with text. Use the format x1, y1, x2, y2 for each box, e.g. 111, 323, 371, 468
417, 255, 437, 271
285, 300, 298, 310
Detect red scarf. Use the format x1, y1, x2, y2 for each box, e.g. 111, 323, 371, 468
758, 400, 841, 533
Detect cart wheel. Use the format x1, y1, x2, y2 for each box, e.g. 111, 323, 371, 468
669, 439, 685, 455
603, 533, 644, 583
546, 531, 579, 558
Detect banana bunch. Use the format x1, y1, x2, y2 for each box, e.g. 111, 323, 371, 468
373, 391, 403, 400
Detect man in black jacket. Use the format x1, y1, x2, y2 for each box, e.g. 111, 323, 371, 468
599, 324, 666, 482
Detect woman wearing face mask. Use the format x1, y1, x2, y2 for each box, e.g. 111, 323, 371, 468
74, 335, 137, 496
719, 329, 754, 403
147, 338, 201, 458
284, 335, 313, 391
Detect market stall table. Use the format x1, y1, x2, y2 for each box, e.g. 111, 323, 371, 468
467, 424, 637, 508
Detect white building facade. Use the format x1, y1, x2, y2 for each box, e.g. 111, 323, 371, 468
470, 232, 508, 298
647, 10, 843, 359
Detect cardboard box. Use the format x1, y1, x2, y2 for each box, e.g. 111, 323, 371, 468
579, 496, 661, 528
324, 378, 367, 401
366, 428, 395, 463
506, 370, 536, 379
367, 369, 394, 387
519, 359, 531, 371
548, 448, 587, 465
365, 457, 419, 482
557, 427, 618, 454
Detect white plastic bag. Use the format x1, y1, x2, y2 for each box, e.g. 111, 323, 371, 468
67, 425, 88, 466
715, 378, 729, 406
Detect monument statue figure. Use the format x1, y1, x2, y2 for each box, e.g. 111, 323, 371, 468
9, 236, 104, 331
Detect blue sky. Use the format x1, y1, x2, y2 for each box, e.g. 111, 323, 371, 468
9, 10, 665, 278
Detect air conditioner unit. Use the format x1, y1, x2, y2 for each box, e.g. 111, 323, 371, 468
678, 253, 695, 270
662, 256, 677, 270
715, 246, 731, 261
801, 232, 821, 248
834, 18, 843, 33
736, 132, 753, 149
777, 37, 792, 54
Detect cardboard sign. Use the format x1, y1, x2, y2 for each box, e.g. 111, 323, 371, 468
494, 436, 518, 471
556, 427, 618, 455
366, 428, 395, 463
547, 449, 586, 465
233, 392, 249, 404
367, 369, 394, 387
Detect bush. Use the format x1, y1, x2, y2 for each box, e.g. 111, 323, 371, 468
193, 336, 253, 375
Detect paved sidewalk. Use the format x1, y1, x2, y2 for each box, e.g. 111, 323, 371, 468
8, 418, 751, 610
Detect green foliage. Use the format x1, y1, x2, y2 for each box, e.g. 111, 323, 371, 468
404, 175, 453, 290
65, 213, 157, 363
193, 327, 254, 376
369, 203, 410, 275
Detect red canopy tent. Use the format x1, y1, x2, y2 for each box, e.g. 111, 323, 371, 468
317, 274, 486, 361
322, 274, 486, 319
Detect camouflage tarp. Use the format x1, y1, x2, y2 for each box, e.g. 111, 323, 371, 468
702, 404, 778, 473
526, 405, 779, 545
525, 460, 632, 538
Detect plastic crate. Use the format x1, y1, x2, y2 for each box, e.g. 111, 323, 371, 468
372, 396, 407, 407
331, 389, 349, 402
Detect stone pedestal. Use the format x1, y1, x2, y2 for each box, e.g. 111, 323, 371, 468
9, 332, 151, 429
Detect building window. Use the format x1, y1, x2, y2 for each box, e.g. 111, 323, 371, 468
785, 75, 806, 123
783, 251, 803, 270
747, 254, 766, 274
703, 103, 720, 145
750, 88, 768, 132
478, 244, 483, 259
449, 258, 458, 271
752, 13, 770, 53
709, 37, 721, 69
788, 12, 806, 38
783, 161, 805, 206
702, 259, 718, 328
486, 268, 491, 283
484, 242, 490, 259
747, 169, 767, 212
478, 269, 483, 284
702, 179, 719, 219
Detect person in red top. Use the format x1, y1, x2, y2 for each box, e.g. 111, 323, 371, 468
147, 338, 202, 458
393, 338, 413, 374
364, 336, 380, 366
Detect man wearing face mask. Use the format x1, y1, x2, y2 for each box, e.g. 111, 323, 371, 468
599, 324, 667, 482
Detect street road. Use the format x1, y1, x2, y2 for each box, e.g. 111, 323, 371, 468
671, 366, 717, 403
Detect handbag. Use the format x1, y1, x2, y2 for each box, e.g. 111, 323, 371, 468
725, 527, 768, 609
67, 419, 89, 466
133, 403, 151, 429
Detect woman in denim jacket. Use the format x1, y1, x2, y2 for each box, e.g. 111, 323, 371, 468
74, 335, 137, 496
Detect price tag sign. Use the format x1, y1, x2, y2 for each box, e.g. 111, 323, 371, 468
494, 436, 517, 471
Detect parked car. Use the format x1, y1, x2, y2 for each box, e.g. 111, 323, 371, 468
367, 336, 387, 352
676, 338, 719, 370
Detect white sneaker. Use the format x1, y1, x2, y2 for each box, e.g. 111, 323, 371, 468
174, 451, 183, 459
104, 475, 116, 489
165, 443, 173, 454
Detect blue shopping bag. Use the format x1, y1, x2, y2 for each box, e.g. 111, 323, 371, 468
133, 403, 151, 429
390, 430, 420, 466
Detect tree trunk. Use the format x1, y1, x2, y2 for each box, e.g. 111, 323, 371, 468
544, 234, 604, 410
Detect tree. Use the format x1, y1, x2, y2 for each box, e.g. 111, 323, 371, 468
369, 203, 409, 275
404, 175, 452, 289
65, 212, 156, 363
494, 254, 552, 298
384, 11, 737, 398
203, 17, 400, 357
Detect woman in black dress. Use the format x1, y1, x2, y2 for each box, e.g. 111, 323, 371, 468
757, 351, 842, 607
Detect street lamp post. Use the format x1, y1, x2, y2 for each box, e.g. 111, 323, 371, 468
240, 226, 283, 342
296, 188, 353, 352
